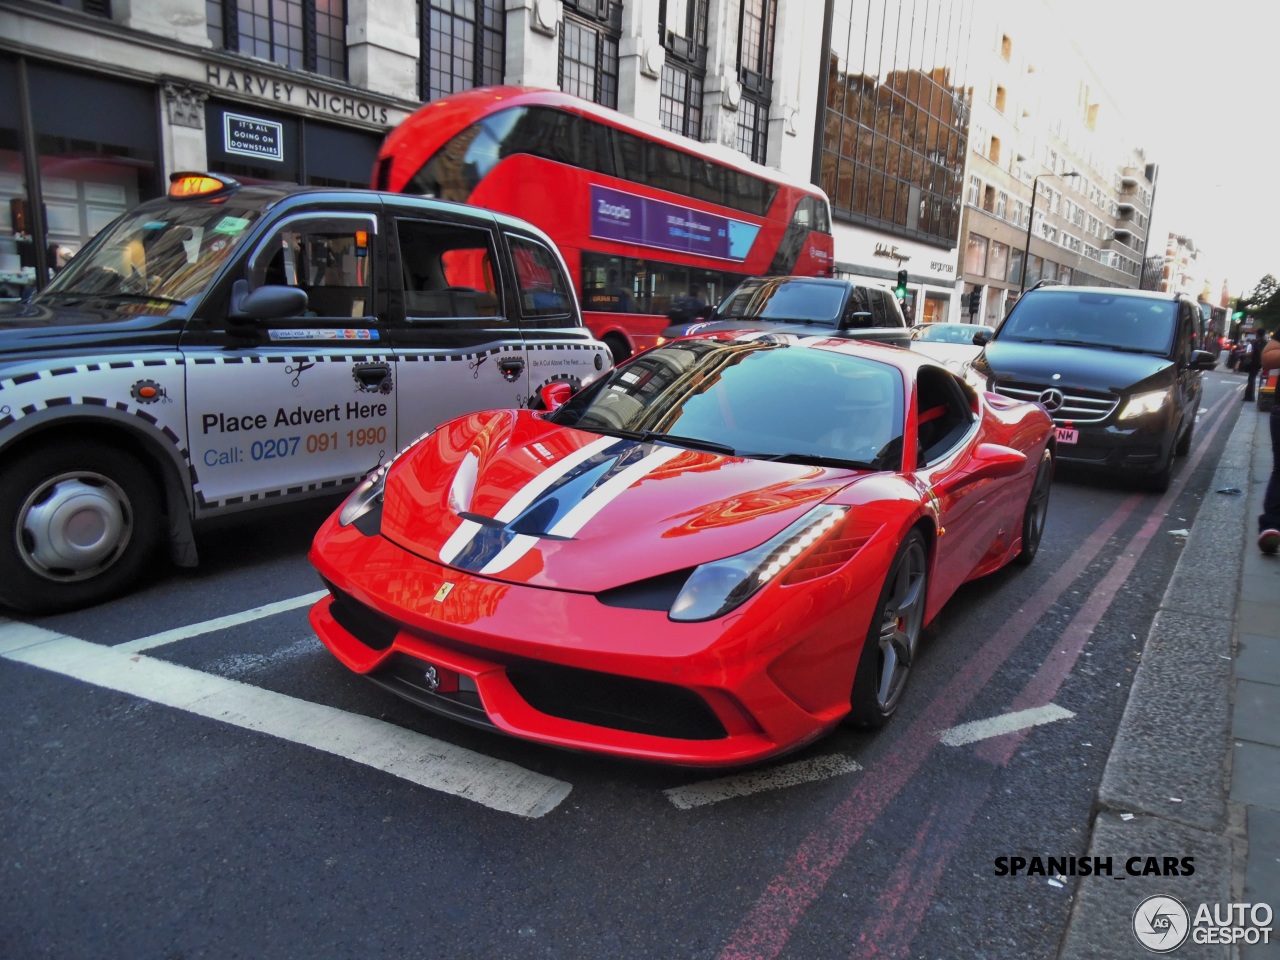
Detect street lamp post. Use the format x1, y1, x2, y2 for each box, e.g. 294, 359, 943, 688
1019, 170, 1078, 296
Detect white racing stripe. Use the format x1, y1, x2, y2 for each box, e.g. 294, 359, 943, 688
115, 590, 329, 654
549, 444, 683, 538
0, 621, 571, 818
664, 754, 863, 810
938, 703, 1075, 747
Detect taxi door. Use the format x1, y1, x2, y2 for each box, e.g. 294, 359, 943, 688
387, 213, 531, 441
182, 209, 397, 513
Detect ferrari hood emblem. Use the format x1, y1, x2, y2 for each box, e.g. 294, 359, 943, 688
434, 582, 455, 602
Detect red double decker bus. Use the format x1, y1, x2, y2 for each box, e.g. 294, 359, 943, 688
374, 87, 834, 362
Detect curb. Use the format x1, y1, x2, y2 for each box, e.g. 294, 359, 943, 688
1057, 400, 1251, 959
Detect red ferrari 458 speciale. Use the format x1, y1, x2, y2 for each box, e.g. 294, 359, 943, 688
309, 333, 1054, 766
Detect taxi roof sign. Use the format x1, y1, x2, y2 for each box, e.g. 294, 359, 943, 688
168, 172, 239, 199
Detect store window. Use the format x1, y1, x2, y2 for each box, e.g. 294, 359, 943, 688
207, 0, 347, 80
989, 241, 1009, 282
1, 57, 161, 292
964, 234, 989, 276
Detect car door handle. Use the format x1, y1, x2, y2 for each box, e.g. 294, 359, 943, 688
498, 358, 525, 383
353, 361, 392, 393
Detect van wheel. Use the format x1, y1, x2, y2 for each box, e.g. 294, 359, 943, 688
0, 443, 163, 614
1174, 415, 1194, 456
1144, 452, 1173, 494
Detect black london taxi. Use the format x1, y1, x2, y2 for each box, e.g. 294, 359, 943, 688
0, 173, 612, 613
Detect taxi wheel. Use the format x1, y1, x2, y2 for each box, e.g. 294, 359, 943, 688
0, 443, 163, 614
847, 530, 928, 729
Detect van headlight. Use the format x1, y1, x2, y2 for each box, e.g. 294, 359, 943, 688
669, 505, 849, 621
1118, 389, 1170, 420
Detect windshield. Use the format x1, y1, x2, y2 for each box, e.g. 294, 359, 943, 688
998, 291, 1176, 354
550, 339, 905, 470
716, 279, 846, 325
38, 195, 266, 311
919, 323, 984, 344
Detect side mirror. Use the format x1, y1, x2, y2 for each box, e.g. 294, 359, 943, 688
229, 279, 309, 322
842, 310, 874, 330
539, 381, 576, 411
972, 328, 993, 346
1190, 349, 1218, 370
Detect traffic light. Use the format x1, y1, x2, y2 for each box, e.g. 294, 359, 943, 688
968, 285, 983, 316
1233, 307, 1246, 321
895, 269, 908, 300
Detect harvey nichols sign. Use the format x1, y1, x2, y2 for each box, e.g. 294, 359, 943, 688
205, 63, 391, 127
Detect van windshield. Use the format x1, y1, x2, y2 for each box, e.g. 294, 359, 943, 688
999, 291, 1176, 355
38, 196, 266, 312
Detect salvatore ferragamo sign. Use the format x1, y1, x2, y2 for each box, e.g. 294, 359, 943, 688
873, 243, 911, 265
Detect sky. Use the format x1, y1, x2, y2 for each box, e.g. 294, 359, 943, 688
1045, 0, 1280, 298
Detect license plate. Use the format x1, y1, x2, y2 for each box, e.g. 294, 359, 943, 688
1055, 427, 1079, 444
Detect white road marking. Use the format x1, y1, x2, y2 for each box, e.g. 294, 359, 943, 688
0, 620, 571, 818
939, 703, 1075, 747
114, 590, 328, 654
664, 754, 863, 810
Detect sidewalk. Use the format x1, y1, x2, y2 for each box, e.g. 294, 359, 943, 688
1059, 388, 1280, 958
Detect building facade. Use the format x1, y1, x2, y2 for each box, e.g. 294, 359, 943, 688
1, 0, 984, 307
956, 1, 1156, 326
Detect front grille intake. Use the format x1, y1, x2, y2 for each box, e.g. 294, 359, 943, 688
506, 662, 728, 740
993, 381, 1119, 424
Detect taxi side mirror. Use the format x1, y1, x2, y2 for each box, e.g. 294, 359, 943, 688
229, 279, 309, 322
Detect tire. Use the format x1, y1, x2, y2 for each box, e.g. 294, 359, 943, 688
1174, 413, 1194, 456
0, 442, 163, 614
847, 529, 928, 729
1143, 450, 1173, 494
1016, 447, 1054, 566
603, 333, 631, 366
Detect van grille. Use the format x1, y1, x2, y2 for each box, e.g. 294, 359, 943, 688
993, 381, 1118, 424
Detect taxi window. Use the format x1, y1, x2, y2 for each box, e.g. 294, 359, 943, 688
507, 235, 574, 320
396, 218, 504, 323
250, 214, 376, 319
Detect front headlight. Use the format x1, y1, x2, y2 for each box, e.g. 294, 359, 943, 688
669, 504, 850, 622
1118, 388, 1170, 421
337, 429, 434, 527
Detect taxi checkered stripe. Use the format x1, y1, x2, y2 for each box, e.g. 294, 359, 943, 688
196, 472, 370, 509
1, 356, 181, 390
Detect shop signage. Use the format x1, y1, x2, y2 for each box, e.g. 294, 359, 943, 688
873, 242, 910, 265
589, 185, 760, 261
930, 260, 955, 274
223, 112, 284, 162
205, 64, 391, 126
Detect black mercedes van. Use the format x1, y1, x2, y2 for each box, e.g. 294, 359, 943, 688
972, 286, 1217, 492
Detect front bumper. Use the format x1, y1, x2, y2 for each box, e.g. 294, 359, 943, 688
308, 515, 870, 766
1051, 416, 1175, 473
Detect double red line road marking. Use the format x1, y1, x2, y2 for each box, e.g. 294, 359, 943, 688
718, 392, 1236, 960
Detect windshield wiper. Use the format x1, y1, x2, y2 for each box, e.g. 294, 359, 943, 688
44, 291, 188, 306
590, 426, 737, 455
747, 451, 874, 470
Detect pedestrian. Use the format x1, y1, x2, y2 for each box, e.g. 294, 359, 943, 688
1243, 332, 1264, 402
667, 282, 708, 325
1258, 331, 1280, 553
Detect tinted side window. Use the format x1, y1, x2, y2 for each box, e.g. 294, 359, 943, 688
844, 286, 871, 326
869, 289, 890, 327
507, 235, 575, 322
396, 218, 504, 323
